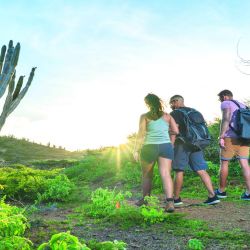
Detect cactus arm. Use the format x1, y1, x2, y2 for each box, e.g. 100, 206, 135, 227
11, 43, 20, 67
0, 45, 6, 75
12, 75, 24, 101
0, 72, 16, 131
0, 41, 17, 98
7, 67, 36, 116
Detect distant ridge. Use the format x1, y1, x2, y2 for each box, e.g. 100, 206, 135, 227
0, 135, 84, 162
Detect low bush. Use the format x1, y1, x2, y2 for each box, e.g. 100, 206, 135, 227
0, 198, 32, 249
0, 165, 74, 202
38, 231, 90, 250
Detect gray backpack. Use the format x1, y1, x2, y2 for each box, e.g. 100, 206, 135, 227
229, 100, 250, 142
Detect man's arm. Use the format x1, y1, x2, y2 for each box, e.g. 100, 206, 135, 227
219, 108, 231, 148
220, 108, 231, 137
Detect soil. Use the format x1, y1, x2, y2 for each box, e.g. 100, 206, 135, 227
174, 198, 250, 232
28, 198, 250, 250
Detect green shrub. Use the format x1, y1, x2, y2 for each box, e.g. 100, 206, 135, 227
140, 196, 166, 224
37, 174, 75, 202
0, 197, 28, 237
188, 238, 204, 250
88, 188, 132, 218
0, 165, 61, 200
0, 236, 32, 250
38, 231, 90, 250
88, 239, 127, 250
0, 165, 74, 202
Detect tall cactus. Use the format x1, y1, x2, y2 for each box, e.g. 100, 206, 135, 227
0, 40, 36, 131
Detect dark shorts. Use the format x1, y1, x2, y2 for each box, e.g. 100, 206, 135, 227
140, 143, 174, 163
172, 143, 207, 172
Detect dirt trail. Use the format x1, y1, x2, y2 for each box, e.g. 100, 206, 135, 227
28, 198, 250, 250
173, 198, 250, 232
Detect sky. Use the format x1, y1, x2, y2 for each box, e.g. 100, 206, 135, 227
0, 0, 250, 151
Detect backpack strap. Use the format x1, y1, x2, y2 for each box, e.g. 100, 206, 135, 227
230, 100, 241, 108
175, 108, 195, 115
228, 100, 240, 134
230, 99, 248, 109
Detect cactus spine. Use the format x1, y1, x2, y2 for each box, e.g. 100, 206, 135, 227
0, 40, 36, 131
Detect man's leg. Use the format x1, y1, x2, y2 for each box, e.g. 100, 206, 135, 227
174, 170, 184, 199
189, 149, 218, 200
219, 160, 229, 192
239, 158, 250, 193
196, 170, 215, 198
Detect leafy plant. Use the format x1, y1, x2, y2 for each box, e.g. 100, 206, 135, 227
0, 236, 32, 250
0, 198, 31, 250
37, 174, 74, 202
188, 238, 204, 250
140, 196, 165, 224
0, 165, 61, 201
37, 231, 90, 250
88, 188, 132, 218
88, 239, 127, 250
0, 197, 28, 237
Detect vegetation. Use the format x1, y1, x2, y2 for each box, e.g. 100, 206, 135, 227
0, 120, 249, 249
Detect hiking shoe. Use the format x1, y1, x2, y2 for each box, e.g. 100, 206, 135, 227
204, 195, 220, 205
174, 197, 183, 206
241, 192, 250, 201
215, 189, 227, 198
135, 198, 148, 207
165, 200, 175, 213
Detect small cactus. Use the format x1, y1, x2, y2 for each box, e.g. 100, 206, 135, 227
0, 40, 36, 131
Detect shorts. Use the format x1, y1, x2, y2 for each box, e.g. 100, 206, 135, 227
220, 137, 249, 160
172, 143, 207, 172
140, 143, 174, 163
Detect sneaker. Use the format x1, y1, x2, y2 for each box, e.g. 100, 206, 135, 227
174, 197, 183, 206
135, 198, 148, 207
204, 195, 220, 205
165, 200, 175, 213
215, 188, 227, 198
241, 192, 250, 201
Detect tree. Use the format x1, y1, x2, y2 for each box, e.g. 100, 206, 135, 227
0, 40, 36, 131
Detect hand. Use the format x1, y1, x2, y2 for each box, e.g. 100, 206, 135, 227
219, 138, 225, 149
133, 151, 140, 162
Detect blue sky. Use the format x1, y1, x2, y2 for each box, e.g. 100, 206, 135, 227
1, 0, 250, 150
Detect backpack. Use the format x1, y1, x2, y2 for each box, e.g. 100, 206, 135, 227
229, 100, 250, 142
176, 108, 211, 150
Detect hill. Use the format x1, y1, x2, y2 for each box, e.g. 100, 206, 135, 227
0, 135, 85, 162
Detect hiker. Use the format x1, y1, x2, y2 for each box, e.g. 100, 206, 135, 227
169, 95, 220, 205
133, 93, 179, 212
215, 89, 250, 200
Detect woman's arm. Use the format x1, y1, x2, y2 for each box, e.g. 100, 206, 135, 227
133, 114, 147, 161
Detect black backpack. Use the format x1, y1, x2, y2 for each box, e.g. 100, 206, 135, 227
229, 100, 250, 142
176, 108, 211, 150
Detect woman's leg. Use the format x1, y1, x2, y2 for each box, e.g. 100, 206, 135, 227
158, 157, 173, 199
141, 160, 155, 197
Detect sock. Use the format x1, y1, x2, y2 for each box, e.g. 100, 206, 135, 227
245, 191, 249, 196
166, 198, 174, 202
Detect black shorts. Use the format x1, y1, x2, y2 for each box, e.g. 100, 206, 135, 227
140, 143, 174, 163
